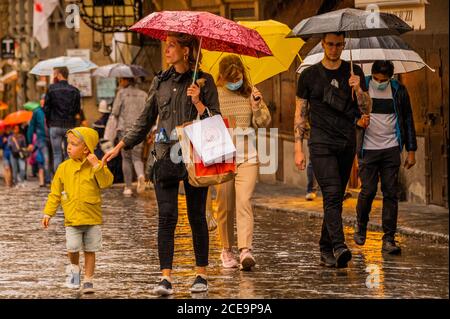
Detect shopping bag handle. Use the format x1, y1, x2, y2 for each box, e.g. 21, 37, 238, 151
196, 106, 212, 120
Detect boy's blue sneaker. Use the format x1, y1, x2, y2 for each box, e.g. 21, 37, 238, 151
65, 264, 81, 289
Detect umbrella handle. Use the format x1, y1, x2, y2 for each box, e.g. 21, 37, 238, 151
349, 41, 355, 101
192, 36, 203, 86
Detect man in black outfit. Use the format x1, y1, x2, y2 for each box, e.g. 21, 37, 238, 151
294, 32, 372, 268
43, 66, 81, 173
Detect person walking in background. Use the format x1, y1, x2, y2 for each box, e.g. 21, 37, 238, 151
295, 32, 372, 268
215, 55, 271, 271
92, 99, 112, 159
354, 60, 417, 255
42, 127, 114, 294
111, 77, 148, 196
8, 125, 28, 188
27, 94, 51, 187
94, 100, 123, 184
43, 66, 81, 173
0, 123, 13, 187
103, 32, 220, 296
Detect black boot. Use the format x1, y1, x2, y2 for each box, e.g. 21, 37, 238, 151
353, 223, 367, 246
334, 247, 352, 268
320, 251, 336, 268
382, 240, 401, 255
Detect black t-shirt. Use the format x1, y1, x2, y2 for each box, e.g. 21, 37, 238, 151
297, 61, 367, 146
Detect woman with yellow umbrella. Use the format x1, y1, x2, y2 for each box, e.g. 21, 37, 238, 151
214, 55, 272, 271
202, 20, 303, 271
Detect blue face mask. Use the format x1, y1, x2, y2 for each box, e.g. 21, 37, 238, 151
226, 78, 243, 91
372, 78, 389, 91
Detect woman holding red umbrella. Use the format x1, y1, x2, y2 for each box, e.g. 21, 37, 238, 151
103, 32, 221, 296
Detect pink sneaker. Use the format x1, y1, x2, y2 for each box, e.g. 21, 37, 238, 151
220, 249, 238, 268
240, 249, 256, 271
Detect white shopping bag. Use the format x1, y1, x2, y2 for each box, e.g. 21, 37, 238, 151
183, 114, 236, 166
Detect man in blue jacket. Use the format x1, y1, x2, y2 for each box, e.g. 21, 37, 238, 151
354, 60, 417, 254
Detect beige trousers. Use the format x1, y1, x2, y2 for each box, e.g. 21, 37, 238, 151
215, 161, 258, 251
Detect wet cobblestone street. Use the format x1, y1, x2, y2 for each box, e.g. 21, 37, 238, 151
0, 184, 448, 299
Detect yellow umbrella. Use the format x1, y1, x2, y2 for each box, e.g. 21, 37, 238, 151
201, 20, 304, 85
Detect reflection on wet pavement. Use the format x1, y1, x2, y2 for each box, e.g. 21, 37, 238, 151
0, 186, 447, 298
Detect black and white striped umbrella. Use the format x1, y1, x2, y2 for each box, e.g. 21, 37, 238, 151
297, 35, 435, 75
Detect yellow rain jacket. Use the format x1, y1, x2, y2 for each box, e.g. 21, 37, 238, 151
43, 127, 114, 226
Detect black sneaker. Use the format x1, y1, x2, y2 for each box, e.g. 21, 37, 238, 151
319, 251, 336, 267
334, 247, 352, 268
153, 277, 174, 296
382, 240, 402, 255
343, 192, 352, 201
190, 275, 208, 293
353, 223, 367, 246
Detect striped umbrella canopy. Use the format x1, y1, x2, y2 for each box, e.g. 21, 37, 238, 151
297, 35, 435, 75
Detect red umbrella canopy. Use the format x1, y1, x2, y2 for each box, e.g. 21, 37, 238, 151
130, 11, 272, 58
3, 110, 33, 126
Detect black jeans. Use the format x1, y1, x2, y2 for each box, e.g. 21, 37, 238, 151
154, 179, 209, 270
306, 160, 317, 193
356, 147, 401, 242
310, 142, 356, 252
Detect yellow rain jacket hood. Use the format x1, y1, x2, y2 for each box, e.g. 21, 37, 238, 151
43, 128, 114, 226
67, 127, 99, 154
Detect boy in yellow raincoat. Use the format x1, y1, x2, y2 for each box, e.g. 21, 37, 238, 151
42, 127, 114, 294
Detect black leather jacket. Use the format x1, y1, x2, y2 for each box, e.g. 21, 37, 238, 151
43, 80, 81, 128
122, 67, 221, 151
357, 78, 418, 156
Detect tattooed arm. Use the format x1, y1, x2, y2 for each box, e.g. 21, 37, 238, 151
294, 97, 309, 170
349, 72, 372, 115
356, 89, 372, 115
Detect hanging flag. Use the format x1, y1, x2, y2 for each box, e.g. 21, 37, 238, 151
33, 0, 59, 49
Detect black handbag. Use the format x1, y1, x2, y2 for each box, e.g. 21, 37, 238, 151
15, 149, 30, 160
148, 146, 187, 188
318, 65, 350, 113
11, 137, 30, 160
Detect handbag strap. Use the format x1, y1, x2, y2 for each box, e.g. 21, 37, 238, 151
11, 136, 21, 150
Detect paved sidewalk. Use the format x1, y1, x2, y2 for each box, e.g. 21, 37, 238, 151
1, 181, 448, 298
251, 182, 449, 244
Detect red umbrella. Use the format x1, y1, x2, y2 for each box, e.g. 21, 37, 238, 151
3, 110, 33, 125
130, 11, 272, 58
130, 11, 272, 85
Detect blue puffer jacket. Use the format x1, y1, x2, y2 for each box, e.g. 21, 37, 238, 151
357, 77, 418, 157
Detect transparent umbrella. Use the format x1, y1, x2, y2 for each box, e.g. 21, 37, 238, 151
30, 56, 97, 76
92, 63, 149, 78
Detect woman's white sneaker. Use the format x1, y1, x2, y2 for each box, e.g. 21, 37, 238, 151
220, 248, 239, 268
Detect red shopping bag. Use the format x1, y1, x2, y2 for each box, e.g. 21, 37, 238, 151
177, 117, 236, 187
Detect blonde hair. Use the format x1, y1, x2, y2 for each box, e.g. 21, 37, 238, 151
167, 32, 202, 70
217, 55, 252, 98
